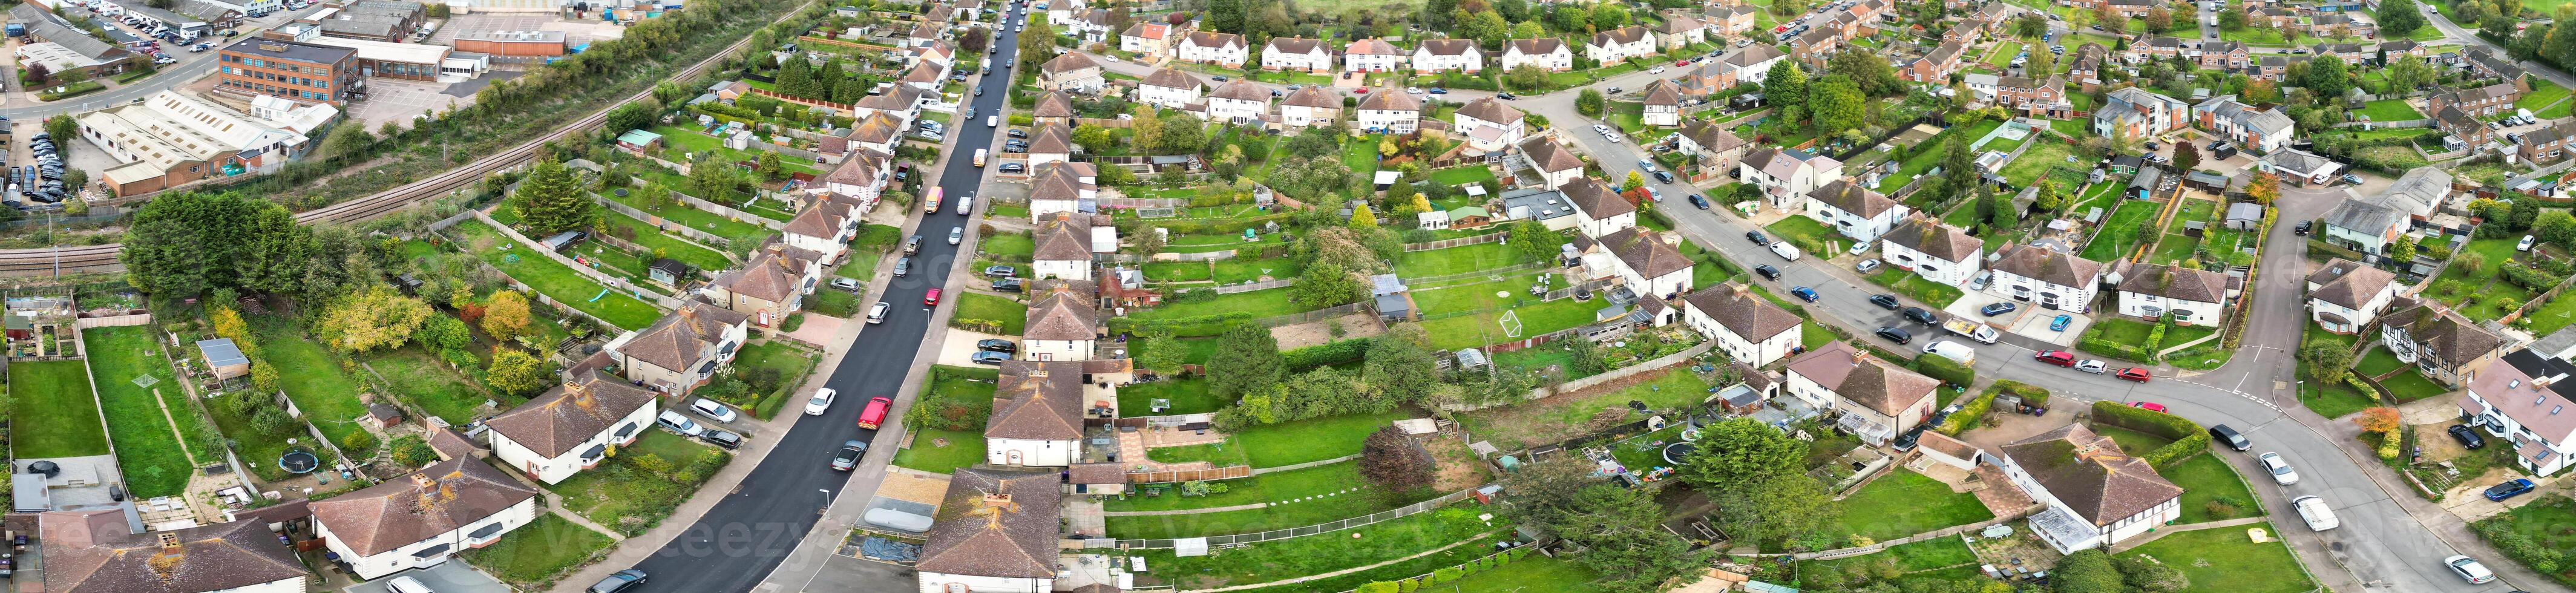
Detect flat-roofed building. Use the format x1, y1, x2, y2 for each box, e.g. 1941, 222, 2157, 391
450, 28, 568, 56
78, 90, 336, 195
217, 37, 359, 105
9, 4, 134, 78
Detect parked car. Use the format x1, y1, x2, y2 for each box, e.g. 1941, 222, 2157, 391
2522, 235, 2538, 252
2131, 401, 2168, 412
2292, 496, 2338, 531
1769, 241, 1801, 260
1873, 326, 1912, 344
831, 440, 868, 471
2445, 555, 2499, 585
2073, 359, 2108, 374
1789, 286, 1820, 302
992, 278, 1025, 292
586, 569, 649, 593
701, 429, 742, 450
830, 277, 862, 292
2034, 350, 2076, 366
2255, 452, 2298, 485
1745, 231, 1770, 245
2208, 424, 2251, 451
2293, 220, 2312, 235
1967, 271, 1991, 291
1688, 193, 1710, 209
804, 388, 837, 416
2116, 367, 2153, 382
1980, 302, 2017, 316
2050, 315, 2072, 332
924, 288, 943, 306
905, 235, 923, 254
655, 410, 703, 437
690, 398, 738, 423
975, 339, 1019, 353
984, 265, 1018, 278
2449, 424, 2488, 449
1754, 264, 1783, 280
971, 350, 1012, 364
1000, 163, 1026, 174
2486, 478, 2538, 501
1653, 171, 1674, 183
1495, 92, 1517, 100
1901, 307, 1938, 324
1849, 241, 1872, 257
858, 396, 893, 429
1855, 259, 1880, 274
1869, 294, 1901, 310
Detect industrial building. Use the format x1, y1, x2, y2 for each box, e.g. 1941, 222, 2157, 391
449, 28, 568, 56
77, 90, 337, 195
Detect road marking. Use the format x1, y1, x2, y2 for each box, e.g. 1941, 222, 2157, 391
2170, 377, 2284, 413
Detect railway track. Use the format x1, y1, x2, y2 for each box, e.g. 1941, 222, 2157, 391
0, 3, 810, 277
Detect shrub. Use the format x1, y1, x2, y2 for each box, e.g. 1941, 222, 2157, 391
2140, 433, 2211, 468
389, 435, 439, 467
1358, 582, 1400, 593
1915, 354, 1975, 387
1937, 387, 1999, 436
1432, 567, 1464, 583
2089, 399, 2200, 441
2001, 380, 2051, 407
2475, 518, 2566, 574
1284, 337, 1374, 371
340, 430, 382, 457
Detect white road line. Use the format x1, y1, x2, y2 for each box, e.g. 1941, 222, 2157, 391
2170, 377, 2284, 413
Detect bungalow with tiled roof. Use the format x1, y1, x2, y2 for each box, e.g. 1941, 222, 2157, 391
1997, 424, 2184, 553
2306, 257, 2400, 334
914, 467, 1063, 592
1518, 136, 1587, 189
606, 302, 751, 397
39, 509, 309, 593
1785, 341, 1941, 445
1682, 283, 1804, 366
484, 376, 662, 483
313, 457, 540, 578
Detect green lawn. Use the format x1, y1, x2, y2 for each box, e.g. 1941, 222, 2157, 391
1394, 241, 1524, 277
2356, 346, 2404, 376
2149, 198, 2221, 264
2117, 522, 2316, 593
949, 292, 1027, 335
550, 430, 726, 536
1454, 370, 1711, 450
2519, 79, 2570, 115
1765, 215, 1847, 253
1105, 462, 1442, 538
1234, 410, 1415, 468
2080, 200, 2163, 261
601, 188, 778, 247
1999, 141, 2077, 189
2088, 318, 2158, 343
2473, 495, 2576, 588
1118, 378, 1224, 415
1430, 165, 1499, 186
1419, 296, 1607, 350
1442, 557, 1605, 593
2163, 452, 2264, 524
363, 347, 510, 425
1126, 288, 1321, 327
1407, 272, 1570, 315
983, 232, 1035, 258
463, 513, 616, 585
254, 316, 376, 445
10, 360, 109, 458
77, 327, 201, 499
1345, 133, 1385, 179
893, 367, 998, 474
454, 218, 664, 330
1127, 505, 1495, 589
2531, 292, 2576, 336
2424, 238, 2530, 323
597, 210, 733, 272
2355, 99, 2424, 122
1834, 469, 1994, 545
2379, 369, 2452, 402
1866, 268, 1966, 307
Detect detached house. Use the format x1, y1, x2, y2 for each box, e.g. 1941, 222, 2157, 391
1739, 147, 1844, 212
1039, 52, 1106, 93
1261, 37, 1332, 72
607, 302, 750, 396
2456, 350, 2576, 476
1026, 162, 1098, 221
1784, 341, 1942, 445
2094, 87, 2191, 139
1120, 22, 1176, 56
1176, 31, 1250, 67
1032, 212, 1101, 281
1345, 38, 1407, 73
1676, 119, 1750, 174
2191, 95, 2295, 154
1802, 179, 1906, 243
1879, 217, 1984, 287
1023, 280, 1100, 362
2110, 261, 2233, 325
1277, 86, 1342, 127
1503, 38, 1575, 71
1136, 68, 1205, 107
1640, 80, 1682, 127
2381, 298, 2505, 387
1998, 424, 2184, 553
914, 467, 1062, 593
1453, 97, 1527, 151
485, 376, 660, 484
706, 243, 822, 326
1559, 177, 1639, 238
987, 361, 1088, 467
1587, 26, 1656, 64
1355, 90, 1422, 133
313, 457, 540, 579
1682, 283, 1805, 366
1987, 243, 2105, 312
2307, 257, 2401, 334
1582, 227, 1695, 298
1518, 136, 1588, 189
1411, 39, 1483, 73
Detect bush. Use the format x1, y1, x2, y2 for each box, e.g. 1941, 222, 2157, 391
1358, 582, 1400, 593
2089, 399, 2201, 441
1936, 387, 1999, 436
2141, 433, 2211, 468
2475, 517, 2566, 574
1432, 567, 1463, 583
341, 430, 382, 458
390, 435, 439, 467
1283, 337, 1374, 371
1915, 354, 1975, 387
2002, 380, 2051, 407
2502, 263, 2569, 290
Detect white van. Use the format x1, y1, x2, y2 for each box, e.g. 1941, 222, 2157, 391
1920, 340, 1976, 365
956, 194, 974, 215
986, 115, 999, 127
387, 576, 436, 593
2292, 496, 2338, 531
1769, 241, 1801, 261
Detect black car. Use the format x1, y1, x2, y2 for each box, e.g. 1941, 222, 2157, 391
1009, 128, 1028, 138
992, 278, 1026, 292
701, 429, 742, 450
587, 569, 648, 593
1653, 171, 1675, 183
831, 440, 868, 471
977, 339, 1019, 353
2294, 220, 2312, 235
1495, 92, 1518, 100
1688, 193, 1710, 209
1869, 293, 1901, 310
1875, 326, 1912, 344
1754, 264, 1782, 280
2208, 425, 2252, 451
971, 350, 1012, 364
1746, 231, 1770, 245
1902, 307, 1938, 324
2450, 424, 2488, 449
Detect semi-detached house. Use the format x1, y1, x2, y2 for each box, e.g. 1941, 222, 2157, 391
1785, 341, 1941, 445
1345, 38, 1407, 73
2381, 298, 2505, 387
2094, 87, 2190, 139
1176, 31, 1249, 67
707, 242, 824, 326
1682, 283, 1804, 366
1999, 424, 2184, 553
1204, 80, 1270, 122
1801, 179, 1906, 243
1502, 38, 1574, 71
1987, 243, 2105, 313
313, 457, 540, 579
1023, 280, 1100, 362
1586, 25, 1655, 64
1278, 86, 1343, 127
2191, 95, 2295, 154
2458, 350, 2576, 476
1119, 22, 1175, 56
1136, 68, 1205, 107
1878, 217, 1984, 287
2522, 122, 2576, 165
1676, 119, 1749, 174
2110, 261, 2233, 326
1518, 136, 1588, 189
1031, 212, 1103, 281
1354, 90, 1421, 133
1038, 52, 1106, 92
1558, 177, 1637, 238
1261, 37, 1332, 72
986, 361, 1089, 467
1640, 80, 1682, 127
39, 508, 309, 593
1411, 39, 1482, 73
1581, 227, 1695, 299
1739, 147, 1844, 213
1901, 41, 1965, 84
1452, 97, 1526, 151
2306, 257, 2400, 334
606, 302, 751, 397
483, 376, 662, 484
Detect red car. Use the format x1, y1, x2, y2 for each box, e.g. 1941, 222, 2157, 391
2033, 350, 2076, 367
1353, 87, 1369, 94
2118, 369, 2154, 384
2130, 400, 2167, 411
924, 288, 943, 306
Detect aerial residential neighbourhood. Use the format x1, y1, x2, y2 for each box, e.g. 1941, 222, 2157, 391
21, 0, 2576, 590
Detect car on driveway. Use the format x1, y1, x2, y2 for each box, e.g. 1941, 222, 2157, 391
2445, 555, 2499, 585
971, 350, 1012, 364
690, 398, 738, 423
2117, 368, 2154, 383
2034, 350, 2076, 367
2050, 315, 2072, 332
1789, 286, 1820, 301
2131, 401, 2168, 412
701, 428, 742, 450
804, 388, 836, 416
1754, 264, 1782, 280
1980, 302, 2017, 316
2485, 478, 2537, 501
1869, 294, 1900, 310
2450, 424, 2488, 449
1855, 258, 1880, 274
977, 339, 1018, 353
2256, 452, 2298, 485
984, 265, 1018, 278
831, 440, 868, 471
656, 410, 703, 437
2074, 359, 2108, 374
1967, 271, 1991, 291
830, 277, 861, 292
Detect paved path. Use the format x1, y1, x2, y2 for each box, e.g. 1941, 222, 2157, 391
1188, 533, 1497, 593
1100, 502, 1270, 516
543, 491, 630, 542
1249, 453, 1359, 474
2107, 516, 2272, 553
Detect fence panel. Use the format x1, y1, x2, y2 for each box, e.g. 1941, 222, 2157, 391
1112, 487, 1482, 548
1250, 301, 1372, 327
597, 195, 741, 247
1124, 465, 1253, 483
1401, 232, 1506, 252
1213, 278, 1296, 293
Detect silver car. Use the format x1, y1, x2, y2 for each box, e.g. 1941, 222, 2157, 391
2257, 452, 2298, 485
2073, 359, 2108, 374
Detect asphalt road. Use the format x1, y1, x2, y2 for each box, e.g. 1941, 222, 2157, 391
613, 16, 1026, 593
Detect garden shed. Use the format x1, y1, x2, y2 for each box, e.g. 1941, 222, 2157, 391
197, 338, 250, 381
2224, 202, 2265, 230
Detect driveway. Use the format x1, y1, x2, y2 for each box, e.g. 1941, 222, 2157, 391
344, 562, 513, 593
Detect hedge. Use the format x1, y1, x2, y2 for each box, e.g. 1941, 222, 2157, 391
1936, 386, 1999, 436
2088, 400, 2209, 468
1285, 337, 1374, 371
2000, 379, 2050, 407
1916, 353, 1975, 387
2502, 263, 2568, 291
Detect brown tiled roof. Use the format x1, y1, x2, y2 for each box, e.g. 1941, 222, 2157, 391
1033, 212, 1095, 261
1508, 38, 1567, 56
901, 60, 946, 84
1416, 38, 1475, 56
1679, 120, 1745, 154
427, 426, 484, 461
1029, 162, 1089, 201
1027, 122, 1075, 154
1184, 31, 1245, 50
1517, 136, 1584, 173
483, 376, 658, 458
988, 361, 1087, 441
1654, 15, 1703, 33
1034, 91, 1077, 118
1043, 51, 1100, 74
1806, 179, 1896, 218
310, 457, 540, 556
1593, 25, 1650, 47
849, 113, 903, 146
1265, 36, 1325, 55
782, 201, 845, 239
1357, 90, 1421, 111
2114, 261, 2229, 304
916, 467, 1061, 578
1918, 430, 1979, 460
1991, 243, 2103, 288
2382, 301, 2503, 367
1641, 80, 1682, 106
1280, 85, 1340, 108
2001, 424, 2183, 526
1883, 217, 1981, 263
1141, 68, 1203, 91
1596, 227, 1692, 280
1347, 38, 1403, 55
1784, 341, 1940, 416
715, 246, 814, 303
1025, 282, 1100, 341
42, 509, 308, 593
1068, 462, 1126, 484
2307, 258, 2396, 311
1463, 97, 1515, 124
1682, 283, 1803, 342
618, 302, 748, 375
1559, 177, 1635, 220
1210, 80, 1270, 102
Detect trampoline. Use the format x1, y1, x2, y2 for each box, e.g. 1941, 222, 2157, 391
1662, 442, 1697, 466
279, 449, 321, 474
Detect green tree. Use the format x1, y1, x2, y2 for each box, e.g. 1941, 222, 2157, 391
1291, 261, 1368, 308
315, 286, 434, 354
2144, 6, 2172, 34
2514, 196, 2543, 230
1576, 88, 1607, 117
1505, 65, 1550, 91
1591, 2, 1630, 30
43, 114, 77, 151
2173, 141, 2202, 172
2304, 54, 2351, 100
485, 348, 555, 395
1764, 61, 1808, 110
2033, 180, 2064, 212
1807, 74, 1865, 136
1358, 425, 1435, 489
1678, 418, 1804, 491
480, 290, 535, 342
1511, 21, 1545, 40
2301, 341, 2356, 383
1509, 219, 1566, 263
1158, 117, 1208, 155
1020, 18, 1059, 68
2379, 0, 2425, 37
1717, 473, 1843, 551
511, 160, 597, 235
1135, 332, 1185, 376
1072, 124, 1115, 152
316, 123, 376, 161
1622, 170, 1646, 193
2053, 550, 2125, 593
2389, 234, 2417, 261
2388, 55, 2437, 93
1207, 323, 1287, 399
605, 99, 661, 133
2536, 209, 2576, 248
2546, 8, 2576, 70
1463, 10, 1511, 48
756, 151, 785, 181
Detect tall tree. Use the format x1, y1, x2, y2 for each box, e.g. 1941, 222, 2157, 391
2173, 142, 2202, 171
315, 287, 435, 354
119, 192, 312, 299
1020, 18, 1059, 67
2550, 8, 2576, 68
481, 290, 535, 342
2378, 0, 2425, 36
1764, 61, 1808, 110
1807, 74, 1865, 136
2387, 55, 2436, 94
1357, 426, 1435, 490
1208, 0, 1247, 33
1207, 323, 1288, 399
2304, 54, 2351, 100
1509, 219, 1566, 262
1576, 88, 1607, 116
1677, 418, 1805, 491
1716, 473, 1843, 550
485, 348, 555, 395
512, 160, 597, 235
1291, 261, 1367, 308
1362, 327, 1440, 402
2144, 6, 2172, 34
2053, 550, 2125, 593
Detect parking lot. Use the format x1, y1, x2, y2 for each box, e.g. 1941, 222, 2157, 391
344, 77, 477, 130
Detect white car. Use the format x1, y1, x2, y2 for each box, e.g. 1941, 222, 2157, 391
2256, 451, 2298, 485
2292, 496, 2338, 531
656, 410, 705, 437
2445, 555, 2497, 585
1847, 241, 1872, 256
1648, 66, 1666, 74
2521, 234, 2537, 252
690, 398, 739, 423
805, 388, 837, 416
867, 301, 891, 324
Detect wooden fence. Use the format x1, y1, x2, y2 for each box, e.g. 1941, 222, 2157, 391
1124, 465, 1253, 483
1402, 232, 1505, 252
1109, 486, 1483, 548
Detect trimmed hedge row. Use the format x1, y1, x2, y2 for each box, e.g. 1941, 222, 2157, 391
1359, 543, 1533, 592
1937, 380, 2049, 435
1916, 354, 1975, 387
2502, 263, 2568, 291
2088, 399, 2209, 468
2077, 320, 2169, 362
1285, 337, 1374, 371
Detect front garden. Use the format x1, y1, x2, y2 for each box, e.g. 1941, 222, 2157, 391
549, 430, 729, 536
2116, 522, 2318, 593
464, 513, 616, 586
